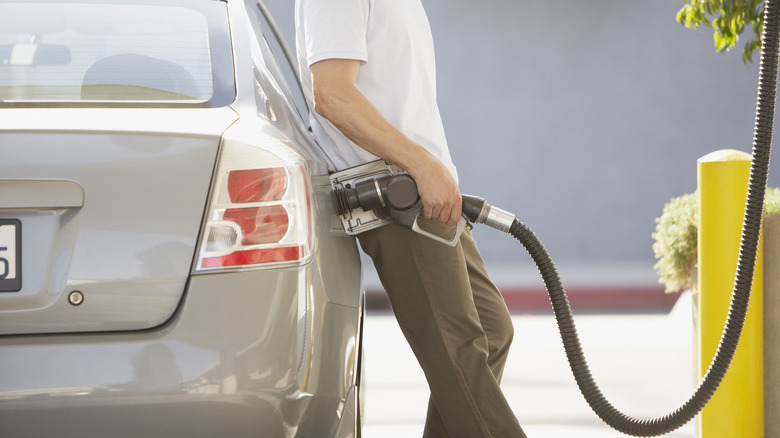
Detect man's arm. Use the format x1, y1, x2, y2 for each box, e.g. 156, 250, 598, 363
310, 58, 462, 226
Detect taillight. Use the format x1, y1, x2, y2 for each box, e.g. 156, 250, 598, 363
227, 168, 287, 203
194, 139, 314, 272
223, 206, 289, 245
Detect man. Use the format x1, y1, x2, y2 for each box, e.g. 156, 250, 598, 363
295, 1, 527, 436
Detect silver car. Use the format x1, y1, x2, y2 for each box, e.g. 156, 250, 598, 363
0, 1, 364, 436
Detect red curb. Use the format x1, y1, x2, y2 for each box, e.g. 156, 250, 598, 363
498, 285, 680, 313
365, 285, 680, 314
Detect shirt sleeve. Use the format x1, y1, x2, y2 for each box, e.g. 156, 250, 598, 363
302, 0, 370, 67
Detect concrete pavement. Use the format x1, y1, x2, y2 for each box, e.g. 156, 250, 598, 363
361, 291, 697, 437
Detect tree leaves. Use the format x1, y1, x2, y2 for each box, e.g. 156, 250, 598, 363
676, 0, 764, 63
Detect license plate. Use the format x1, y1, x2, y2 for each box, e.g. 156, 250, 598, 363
0, 219, 21, 292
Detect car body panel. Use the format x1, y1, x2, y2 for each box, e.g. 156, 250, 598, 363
0, 250, 362, 437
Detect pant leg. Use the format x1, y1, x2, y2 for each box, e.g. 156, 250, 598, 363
421, 229, 516, 437
462, 230, 515, 381
358, 224, 525, 438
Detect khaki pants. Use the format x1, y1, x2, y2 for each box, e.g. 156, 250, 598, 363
358, 224, 526, 438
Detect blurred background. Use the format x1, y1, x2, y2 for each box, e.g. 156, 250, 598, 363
265, 0, 780, 311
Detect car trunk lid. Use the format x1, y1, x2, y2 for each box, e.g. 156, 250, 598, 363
0, 108, 238, 335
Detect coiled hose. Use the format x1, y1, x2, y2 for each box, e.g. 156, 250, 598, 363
466, 0, 779, 434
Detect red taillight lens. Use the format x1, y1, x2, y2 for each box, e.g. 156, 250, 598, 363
200, 247, 302, 268
227, 168, 287, 203
195, 157, 313, 273
223, 206, 289, 245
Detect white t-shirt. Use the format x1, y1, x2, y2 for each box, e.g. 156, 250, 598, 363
295, 0, 458, 182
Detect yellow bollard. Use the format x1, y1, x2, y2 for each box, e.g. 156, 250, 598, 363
697, 149, 763, 437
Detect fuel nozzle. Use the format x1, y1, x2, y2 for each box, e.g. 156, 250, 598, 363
333, 170, 516, 242
333, 172, 469, 245
333, 173, 420, 216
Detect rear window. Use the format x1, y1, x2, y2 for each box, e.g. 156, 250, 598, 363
0, 0, 234, 108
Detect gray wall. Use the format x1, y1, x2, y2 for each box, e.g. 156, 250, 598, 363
265, 0, 780, 285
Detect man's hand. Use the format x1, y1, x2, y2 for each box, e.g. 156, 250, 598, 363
409, 157, 462, 227
310, 58, 462, 226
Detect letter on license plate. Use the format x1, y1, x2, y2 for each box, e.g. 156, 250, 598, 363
0, 219, 21, 292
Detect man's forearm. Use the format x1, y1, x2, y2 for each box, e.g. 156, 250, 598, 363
310, 58, 462, 225
311, 64, 437, 178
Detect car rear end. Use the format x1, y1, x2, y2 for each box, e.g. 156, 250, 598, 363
0, 1, 363, 436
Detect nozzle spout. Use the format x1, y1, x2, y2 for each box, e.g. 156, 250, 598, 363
461, 194, 515, 233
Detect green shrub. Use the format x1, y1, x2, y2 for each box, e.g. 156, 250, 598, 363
652, 188, 780, 293
652, 192, 699, 293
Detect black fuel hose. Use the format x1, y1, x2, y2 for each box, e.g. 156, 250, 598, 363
463, 0, 779, 432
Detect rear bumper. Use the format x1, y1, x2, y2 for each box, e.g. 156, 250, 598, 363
0, 246, 362, 437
